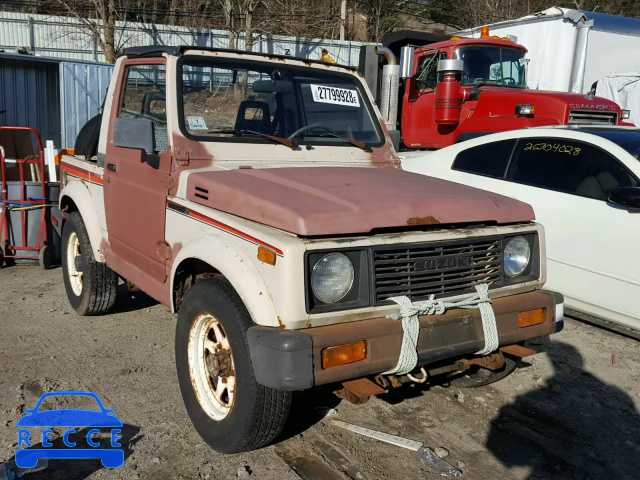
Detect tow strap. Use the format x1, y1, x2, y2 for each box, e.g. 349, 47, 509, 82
383, 284, 498, 376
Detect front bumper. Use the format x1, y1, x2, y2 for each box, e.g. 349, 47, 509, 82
247, 289, 564, 391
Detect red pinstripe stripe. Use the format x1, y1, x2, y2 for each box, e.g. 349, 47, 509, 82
167, 201, 284, 256
62, 163, 104, 185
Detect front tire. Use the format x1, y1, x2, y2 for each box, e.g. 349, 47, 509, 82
175, 277, 291, 453
62, 211, 117, 315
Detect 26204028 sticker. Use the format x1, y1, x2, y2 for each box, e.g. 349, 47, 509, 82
310, 85, 360, 107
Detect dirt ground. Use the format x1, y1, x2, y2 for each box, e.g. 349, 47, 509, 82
1, 265, 639, 480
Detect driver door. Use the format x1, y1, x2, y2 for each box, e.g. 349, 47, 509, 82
402, 51, 445, 148
103, 59, 171, 284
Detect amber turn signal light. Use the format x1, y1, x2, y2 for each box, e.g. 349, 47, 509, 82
257, 246, 276, 265
322, 342, 367, 369
518, 308, 546, 328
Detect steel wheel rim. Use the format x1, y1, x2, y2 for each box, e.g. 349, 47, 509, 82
66, 231, 83, 296
188, 313, 236, 421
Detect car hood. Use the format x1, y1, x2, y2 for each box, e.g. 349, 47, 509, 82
16, 410, 123, 427
186, 167, 534, 236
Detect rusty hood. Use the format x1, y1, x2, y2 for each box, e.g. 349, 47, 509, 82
186, 167, 534, 236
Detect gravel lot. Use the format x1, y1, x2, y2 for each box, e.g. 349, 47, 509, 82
1, 265, 639, 480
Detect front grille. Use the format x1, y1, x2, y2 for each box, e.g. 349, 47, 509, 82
372, 238, 503, 304
568, 110, 617, 125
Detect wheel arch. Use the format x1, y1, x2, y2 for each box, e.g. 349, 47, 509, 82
59, 182, 105, 262
170, 235, 280, 327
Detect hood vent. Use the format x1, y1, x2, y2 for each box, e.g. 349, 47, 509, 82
193, 186, 209, 201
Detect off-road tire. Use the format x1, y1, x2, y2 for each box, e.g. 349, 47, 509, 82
74, 114, 102, 160
445, 356, 518, 388
62, 211, 117, 315
175, 277, 292, 453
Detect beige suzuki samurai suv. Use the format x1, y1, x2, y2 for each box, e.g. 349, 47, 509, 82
57, 45, 563, 453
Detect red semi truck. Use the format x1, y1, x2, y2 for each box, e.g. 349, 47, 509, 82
359, 28, 631, 150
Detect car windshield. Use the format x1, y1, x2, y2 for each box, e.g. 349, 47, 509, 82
581, 129, 640, 160
455, 46, 526, 88
180, 57, 384, 147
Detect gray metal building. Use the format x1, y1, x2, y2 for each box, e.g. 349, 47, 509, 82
0, 52, 112, 149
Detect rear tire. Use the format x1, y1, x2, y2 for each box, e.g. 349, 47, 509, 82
445, 356, 518, 388
175, 277, 291, 453
62, 211, 117, 315
74, 114, 102, 160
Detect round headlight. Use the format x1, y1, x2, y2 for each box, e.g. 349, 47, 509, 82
311, 253, 355, 303
504, 236, 531, 277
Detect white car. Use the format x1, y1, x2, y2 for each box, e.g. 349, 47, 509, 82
401, 126, 640, 331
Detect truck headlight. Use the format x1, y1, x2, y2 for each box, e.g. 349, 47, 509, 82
311, 253, 355, 303
504, 236, 531, 277
622, 110, 631, 120
515, 104, 535, 116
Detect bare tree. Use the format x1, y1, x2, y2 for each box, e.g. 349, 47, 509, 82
54, 0, 123, 62
264, 0, 342, 39
355, 0, 408, 42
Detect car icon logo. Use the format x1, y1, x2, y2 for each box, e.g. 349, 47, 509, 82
15, 391, 124, 468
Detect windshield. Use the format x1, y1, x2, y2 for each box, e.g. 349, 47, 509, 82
583, 128, 640, 159
455, 46, 526, 88
179, 57, 384, 147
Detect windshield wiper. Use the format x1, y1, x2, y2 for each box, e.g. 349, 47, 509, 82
205, 128, 298, 150
303, 133, 372, 152
238, 129, 298, 150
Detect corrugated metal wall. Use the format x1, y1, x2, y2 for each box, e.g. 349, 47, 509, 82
60, 61, 113, 149
0, 53, 113, 149
0, 55, 61, 146
0, 11, 369, 66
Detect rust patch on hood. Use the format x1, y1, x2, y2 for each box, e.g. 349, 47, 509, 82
406, 216, 441, 226
185, 167, 535, 236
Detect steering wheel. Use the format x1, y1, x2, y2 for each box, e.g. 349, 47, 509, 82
287, 123, 338, 140
503, 77, 517, 86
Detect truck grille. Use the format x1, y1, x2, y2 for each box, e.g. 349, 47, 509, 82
568, 110, 617, 125
372, 238, 503, 304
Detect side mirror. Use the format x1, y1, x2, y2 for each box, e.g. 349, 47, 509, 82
399, 46, 415, 79
113, 117, 159, 169
608, 186, 640, 212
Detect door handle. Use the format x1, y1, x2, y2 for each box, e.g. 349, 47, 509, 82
106, 163, 116, 172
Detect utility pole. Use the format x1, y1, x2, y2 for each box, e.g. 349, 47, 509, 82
340, 0, 346, 41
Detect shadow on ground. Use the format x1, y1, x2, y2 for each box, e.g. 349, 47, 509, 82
277, 387, 342, 443
487, 339, 640, 480
113, 283, 157, 313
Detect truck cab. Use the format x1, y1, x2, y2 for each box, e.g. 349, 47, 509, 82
360, 29, 628, 149
57, 46, 563, 455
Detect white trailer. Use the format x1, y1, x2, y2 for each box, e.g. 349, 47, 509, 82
456, 6, 640, 96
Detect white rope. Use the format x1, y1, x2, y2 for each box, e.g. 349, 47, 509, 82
383, 284, 498, 376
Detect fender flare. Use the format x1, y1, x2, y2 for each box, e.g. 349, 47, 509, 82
170, 235, 280, 327
59, 182, 106, 262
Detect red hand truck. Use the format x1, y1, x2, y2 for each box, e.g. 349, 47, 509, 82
0, 126, 51, 267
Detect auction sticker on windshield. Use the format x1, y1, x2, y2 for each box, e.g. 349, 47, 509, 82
187, 116, 208, 130
310, 85, 360, 107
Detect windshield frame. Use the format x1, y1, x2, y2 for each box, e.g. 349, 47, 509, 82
454, 46, 527, 88
176, 55, 386, 148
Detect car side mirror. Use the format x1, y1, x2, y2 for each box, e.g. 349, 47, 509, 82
608, 186, 640, 212
113, 117, 159, 169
